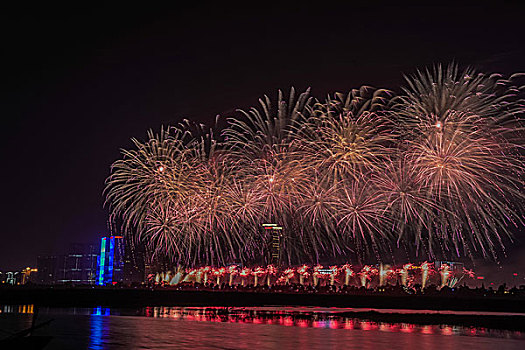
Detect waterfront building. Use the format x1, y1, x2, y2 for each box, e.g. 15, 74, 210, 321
263, 223, 283, 266
55, 244, 99, 284
20, 267, 38, 284
123, 240, 145, 285
59, 244, 98, 284
7, 272, 16, 285
97, 236, 125, 285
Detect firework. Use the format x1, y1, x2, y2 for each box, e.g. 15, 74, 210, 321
227, 265, 238, 286
463, 268, 475, 279
420, 262, 433, 289
212, 267, 226, 285
342, 264, 354, 286
239, 267, 252, 286
439, 264, 451, 288
297, 265, 310, 285
399, 263, 413, 287
200, 266, 211, 284
155, 263, 476, 289
105, 64, 524, 266
359, 265, 376, 287
301, 89, 395, 183
329, 266, 339, 286
394, 65, 525, 259
379, 264, 393, 286
252, 267, 266, 286
312, 265, 323, 286
394, 64, 523, 127
282, 268, 295, 284
170, 268, 185, 285
266, 265, 277, 286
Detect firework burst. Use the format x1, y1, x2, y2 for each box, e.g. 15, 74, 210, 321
105, 64, 525, 267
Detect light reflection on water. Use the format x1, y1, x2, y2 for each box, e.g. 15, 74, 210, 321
1, 305, 525, 349
1, 304, 34, 314
90, 310, 108, 350
136, 306, 524, 339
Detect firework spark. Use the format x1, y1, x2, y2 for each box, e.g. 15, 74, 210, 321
105, 65, 524, 267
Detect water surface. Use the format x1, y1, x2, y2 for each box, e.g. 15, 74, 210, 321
1, 305, 523, 349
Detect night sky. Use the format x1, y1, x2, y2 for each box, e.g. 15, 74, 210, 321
1, 5, 524, 274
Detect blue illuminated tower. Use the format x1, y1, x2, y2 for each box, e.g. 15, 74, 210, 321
97, 236, 125, 286
97, 238, 107, 285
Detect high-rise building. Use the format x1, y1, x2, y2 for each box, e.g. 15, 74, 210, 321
5, 272, 17, 285
123, 239, 145, 285
20, 267, 38, 284
263, 224, 283, 266
97, 236, 125, 285
56, 244, 98, 284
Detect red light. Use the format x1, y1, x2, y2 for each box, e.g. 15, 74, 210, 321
361, 321, 371, 331
442, 326, 453, 335
297, 320, 308, 328
284, 317, 294, 326
400, 324, 414, 333
513, 273, 518, 276
421, 325, 433, 334
476, 276, 484, 280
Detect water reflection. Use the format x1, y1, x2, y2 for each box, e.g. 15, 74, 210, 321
1, 304, 524, 347
89, 309, 109, 350
93, 306, 110, 316
1, 304, 34, 314
139, 306, 524, 340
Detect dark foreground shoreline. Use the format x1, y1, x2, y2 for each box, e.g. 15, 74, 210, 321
2, 286, 525, 311
2, 287, 525, 331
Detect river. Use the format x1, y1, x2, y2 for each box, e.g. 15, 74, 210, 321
1, 305, 523, 349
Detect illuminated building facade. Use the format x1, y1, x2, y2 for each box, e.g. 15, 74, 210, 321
21, 267, 38, 284
5, 272, 16, 285
263, 224, 283, 266
55, 244, 98, 284
97, 236, 125, 285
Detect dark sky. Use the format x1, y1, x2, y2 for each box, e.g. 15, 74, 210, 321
1, 4, 524, 272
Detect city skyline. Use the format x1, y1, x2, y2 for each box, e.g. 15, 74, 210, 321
2, 6, 525, 349
1, 5, 524, 272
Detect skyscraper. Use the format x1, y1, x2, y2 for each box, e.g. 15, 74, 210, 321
263, 224, 283, 266
123, 239, 145, 285
97, 236, 125, 286
55, 244, 98, 284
